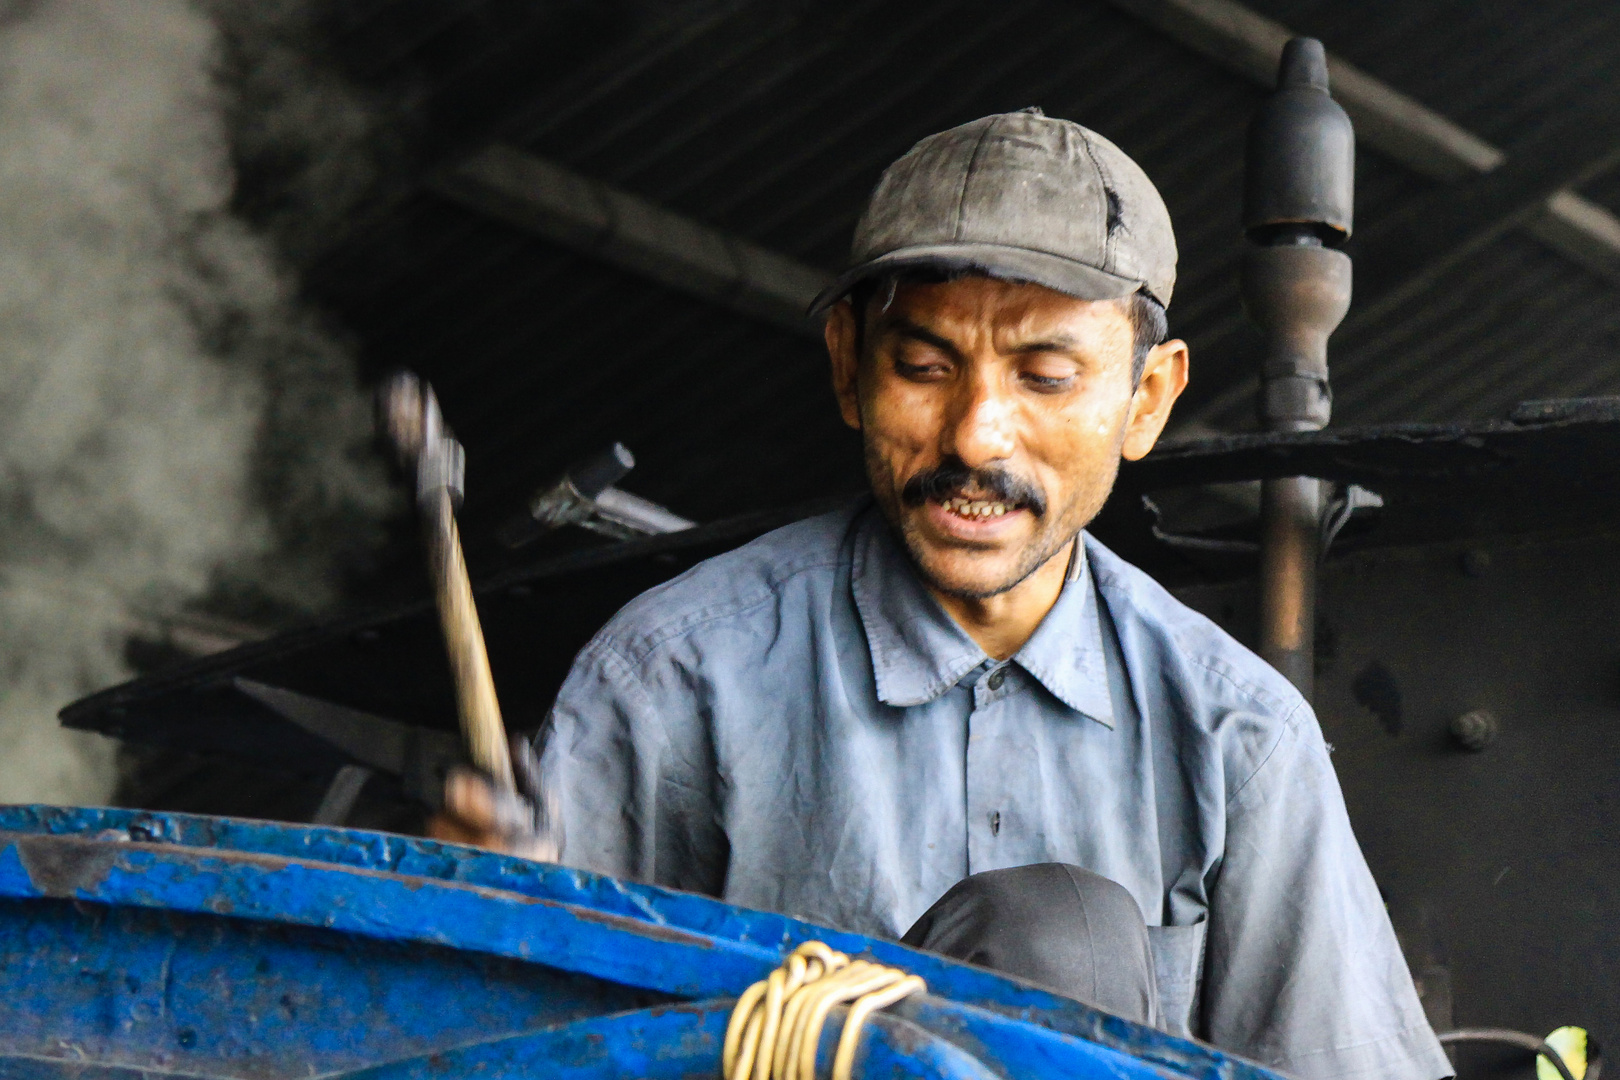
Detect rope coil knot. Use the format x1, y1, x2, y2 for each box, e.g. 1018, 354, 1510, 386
721, 941, 926, 1080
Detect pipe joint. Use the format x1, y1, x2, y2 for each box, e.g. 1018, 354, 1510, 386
1261, 373, 1333, 431
1241, 244, 1353, 338
1243, 243, 1350, 431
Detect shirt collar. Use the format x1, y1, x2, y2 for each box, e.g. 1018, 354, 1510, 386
1014, 542, 1115, 728
849, 510, 1115, 728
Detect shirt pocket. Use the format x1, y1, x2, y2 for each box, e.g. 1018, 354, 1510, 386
1147, 920, 1207, 1038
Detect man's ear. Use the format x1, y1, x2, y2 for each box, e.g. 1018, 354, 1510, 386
1121, 338, 1190, 461
825, 300, 863, 431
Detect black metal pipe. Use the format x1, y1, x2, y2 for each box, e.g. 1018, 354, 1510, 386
1436, 1028, 1581, 1080
1242, 38, 1354, 701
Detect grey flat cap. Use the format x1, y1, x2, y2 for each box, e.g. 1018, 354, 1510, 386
810, 109, 1177, 314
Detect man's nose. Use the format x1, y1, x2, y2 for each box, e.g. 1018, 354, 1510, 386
942, 377, 1017, 467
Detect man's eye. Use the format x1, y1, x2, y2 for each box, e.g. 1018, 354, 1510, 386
895, 357, 949, 379
1021, 371, 1075, 391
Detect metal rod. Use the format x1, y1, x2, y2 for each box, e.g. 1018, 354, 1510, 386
312, 764, 374, 827
1258, 475, 1321, 692
1241, 38, 1354, 702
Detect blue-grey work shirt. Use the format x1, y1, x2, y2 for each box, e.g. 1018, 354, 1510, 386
538, 500, 1449, 1080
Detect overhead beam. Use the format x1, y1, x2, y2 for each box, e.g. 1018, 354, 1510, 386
1347, 118, 1620, 332
430, 145, 830, 340
1103, 0, 1620, 286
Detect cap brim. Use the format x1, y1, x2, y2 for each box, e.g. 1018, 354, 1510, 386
807, 243, 1146, 316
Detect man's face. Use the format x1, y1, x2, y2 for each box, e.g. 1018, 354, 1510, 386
826, 275, 1188, 600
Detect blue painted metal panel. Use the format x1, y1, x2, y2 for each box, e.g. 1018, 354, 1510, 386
0, 807, 1276, 1080
331, 1005, 1006, 1080
2, 899, 665, 1077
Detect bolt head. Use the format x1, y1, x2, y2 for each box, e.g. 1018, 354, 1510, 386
1450, 709, 1499, 751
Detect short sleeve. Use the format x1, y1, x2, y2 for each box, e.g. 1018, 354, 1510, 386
536, 641, 727, 895
1203, 707, 1452, 1080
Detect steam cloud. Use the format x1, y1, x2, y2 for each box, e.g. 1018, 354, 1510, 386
0, 0, 393, 803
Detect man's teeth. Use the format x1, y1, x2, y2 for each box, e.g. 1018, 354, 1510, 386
941, 496, 1011, 519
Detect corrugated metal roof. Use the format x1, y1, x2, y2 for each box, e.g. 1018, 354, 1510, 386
297, 0, 1620, 561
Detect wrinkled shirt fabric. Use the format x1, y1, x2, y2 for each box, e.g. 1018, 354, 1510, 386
538, 500, 1449, 1080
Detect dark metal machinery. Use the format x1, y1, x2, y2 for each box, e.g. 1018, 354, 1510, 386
1241, 38, 1355, 700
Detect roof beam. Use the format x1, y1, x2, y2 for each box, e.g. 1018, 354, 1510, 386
430, 145, 830, 340
1347, 118, 1620, 331
1103, 0, 1620, 285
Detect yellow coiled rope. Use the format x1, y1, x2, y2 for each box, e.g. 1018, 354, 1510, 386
721, 941, 926, 1080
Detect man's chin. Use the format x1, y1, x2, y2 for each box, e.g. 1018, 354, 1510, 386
904, 546, 1043, 601
898, 512, 1085, 602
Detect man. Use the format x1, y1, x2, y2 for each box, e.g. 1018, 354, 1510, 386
436, 109, 1449, 1080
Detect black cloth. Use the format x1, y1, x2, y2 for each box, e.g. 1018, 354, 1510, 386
902, 863, 1160, 1027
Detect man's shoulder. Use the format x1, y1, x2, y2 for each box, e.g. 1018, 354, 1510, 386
588, 499, 861, 666
1082, 537, 1308, 735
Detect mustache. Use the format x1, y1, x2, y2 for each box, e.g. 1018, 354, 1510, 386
900, 456, 1047, 517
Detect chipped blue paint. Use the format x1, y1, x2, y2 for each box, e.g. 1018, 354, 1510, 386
0, 807, 1282, 1080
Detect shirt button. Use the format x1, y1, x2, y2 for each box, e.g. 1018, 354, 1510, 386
987, 668, 1006, 691
989, 810, 1001, 835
